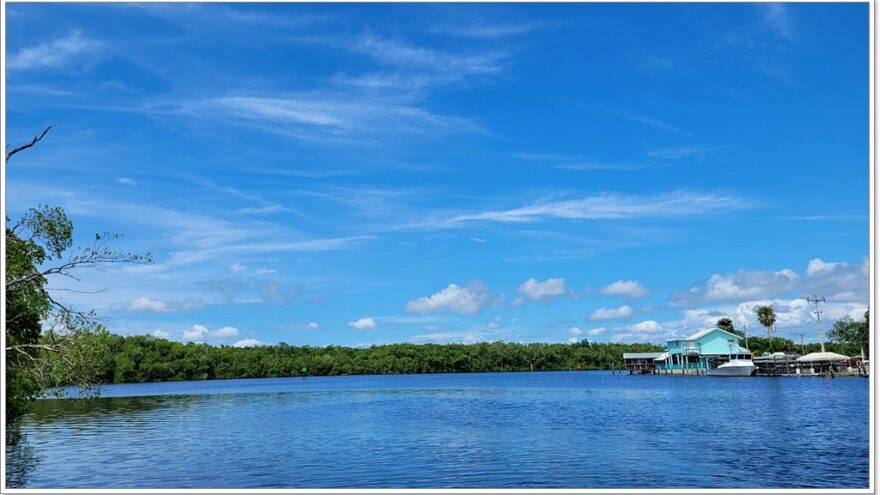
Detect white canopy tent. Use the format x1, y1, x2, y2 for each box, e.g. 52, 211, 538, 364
796, 352, 849, 362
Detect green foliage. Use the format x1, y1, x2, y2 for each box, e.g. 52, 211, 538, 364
5, 206, 150, 422
5, 206, 71, 421
45, 335, 664, 385
827, 313, 869, 357
755, 305, 776, 330
715, 318, 744, 337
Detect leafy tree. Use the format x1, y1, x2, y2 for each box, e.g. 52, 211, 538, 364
755, 305, 776, 352
5, 127, 151, 422
828, 313, 869, 358
716, 317, 744, 337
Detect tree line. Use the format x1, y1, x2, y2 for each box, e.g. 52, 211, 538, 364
42, 333, 663, 385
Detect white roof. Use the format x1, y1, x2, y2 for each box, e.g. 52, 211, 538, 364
653, 352, 669, 361
796, 352, 850, 362
623, 352, 664, 359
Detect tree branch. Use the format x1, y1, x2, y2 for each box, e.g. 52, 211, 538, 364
6, 124, 55, 161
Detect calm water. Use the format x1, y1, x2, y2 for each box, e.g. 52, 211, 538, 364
5, 371, 869, 489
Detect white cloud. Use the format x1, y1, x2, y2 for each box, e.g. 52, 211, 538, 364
7, 31, 104, 70
630, 320, 663, 333
803, 258, 868, 302
212, 326, 240, 338
233, 338, 266, 348
600, 280, 650, 299
567, 326, 585, 343
229, 262, 246, 273
675, 258, 866, 308
681, 308, 730, 330
183, 324, 209, 341
151, 330, 170, 339
589, 305, 633, 321
183, 324, 241, 342
610, 320, 665, 343
487, 316, 502, 330
675, 268, 798, 304
118, 177, 138, 186
588, 327, 606, 336
126, 296, 202, 314
406, 280, 492, 314
518, 277, 567, 301
128, 296, 168, 313
348, 318, 378, 330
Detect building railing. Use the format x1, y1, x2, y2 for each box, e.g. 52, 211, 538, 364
655, 362, 707, 370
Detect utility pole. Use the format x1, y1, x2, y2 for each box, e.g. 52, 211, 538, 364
807, 295, 826, 353
798, 330, 806, 356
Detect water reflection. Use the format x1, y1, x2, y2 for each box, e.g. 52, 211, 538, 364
6, 425, 39, 488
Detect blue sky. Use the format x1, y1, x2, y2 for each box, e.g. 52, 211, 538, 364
5, 2, 869, 348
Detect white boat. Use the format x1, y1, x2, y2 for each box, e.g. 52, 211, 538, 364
708, 359, 756, 377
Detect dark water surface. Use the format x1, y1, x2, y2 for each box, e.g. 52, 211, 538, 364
5, 371, 869, 488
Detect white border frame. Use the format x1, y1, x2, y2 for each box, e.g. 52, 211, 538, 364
0, 1, 875, 494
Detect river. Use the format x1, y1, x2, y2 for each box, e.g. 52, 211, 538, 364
4, 371, 869, 488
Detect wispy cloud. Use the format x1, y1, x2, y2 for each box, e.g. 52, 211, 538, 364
275, 322, 320, 331
758, 4, 795, 43
589, 105, 691, 137
8, 30, 105, 71
646, 146, 712, 161
123, 3, 329, 31
331, 32, 509, 91
781, 214, 866, 222
429, 22, 543, 39
352, 33, 505, 75
554, 161, 659, 172
167, 93, 483, 144
412, 190, 756, 229
236, 205, 295, 216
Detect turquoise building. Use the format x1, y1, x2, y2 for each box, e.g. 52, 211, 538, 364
654, 327, 752, 371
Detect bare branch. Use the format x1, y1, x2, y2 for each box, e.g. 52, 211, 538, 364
5, 124, 55, 161
46, 287, 110, 295
6, 343, 65, 355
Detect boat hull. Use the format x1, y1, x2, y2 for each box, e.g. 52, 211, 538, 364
708, 361, 756, 377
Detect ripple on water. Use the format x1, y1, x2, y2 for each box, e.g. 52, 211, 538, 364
6, 371, 869, 489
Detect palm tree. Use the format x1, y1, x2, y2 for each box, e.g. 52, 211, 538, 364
716, 318, 735, 333
756, 305, 777, 352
